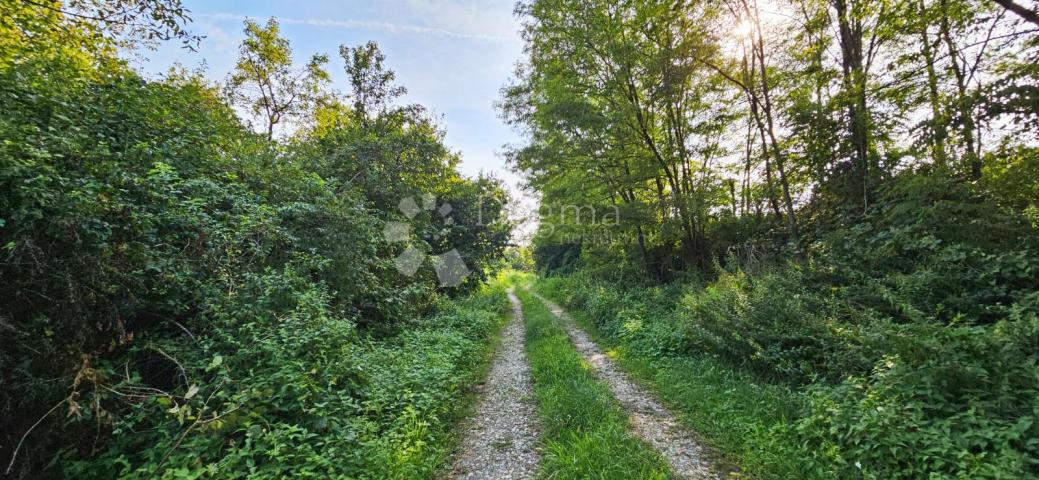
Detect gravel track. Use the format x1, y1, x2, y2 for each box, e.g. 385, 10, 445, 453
531, 291, 718, 480
449, 289, 541, 479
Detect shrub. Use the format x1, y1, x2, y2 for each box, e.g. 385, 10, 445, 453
62, 282, 509, 479
0, 19, 512, 477
796, 314, 1039, 479
538, 258, 1039, 478
677, 269, 879, 382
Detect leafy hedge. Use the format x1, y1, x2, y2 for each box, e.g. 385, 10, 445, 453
63, 283, 508, 479
0, 10, 511, 478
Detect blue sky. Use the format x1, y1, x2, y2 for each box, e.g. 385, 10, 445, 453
129, 0, 526, 191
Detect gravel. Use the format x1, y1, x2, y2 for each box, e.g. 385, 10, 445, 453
449, 289, 542, 479
532, 291, 719, 480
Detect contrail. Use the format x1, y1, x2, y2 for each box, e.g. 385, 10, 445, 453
195, 12, 513, 42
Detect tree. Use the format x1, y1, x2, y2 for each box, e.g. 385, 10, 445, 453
502, 0, 739, 273
12, 0, 201, 49
507, 0, 1037, 279
225, 18, 329, 142
340, 41, 406, 126
1, 9, 512, 478
724, 0, 801, 248
310, 41, 457, 209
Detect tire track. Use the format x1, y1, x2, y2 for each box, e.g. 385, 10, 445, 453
530, 290, 718, 480
449, 289, 541, 479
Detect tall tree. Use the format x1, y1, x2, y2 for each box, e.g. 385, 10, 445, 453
832, 0, 876, 210
225, 18, 329, 141
340, 41, 407, 127
726, 0, 801, 248
503, 0, 740, 271
507, 0, 1039, 278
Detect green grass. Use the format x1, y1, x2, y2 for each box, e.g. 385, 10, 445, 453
534, 280, 818, 480
327, 279, 517, 480
514, 285, 673, 480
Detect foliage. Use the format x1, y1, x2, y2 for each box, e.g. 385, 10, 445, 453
225, 18, 330, 141
538, 263, 1039, 478
502, 0, 736, 275
503, 246, 535, 272
536, 277, 818, 479
1, 0, 202, 53
797, 317, 1039, 479
509, 1, 1039, 476
505, 0, 1038, 277
0, 6, 511, 478
533, 172, 1039, 476
63, 283, 510, 479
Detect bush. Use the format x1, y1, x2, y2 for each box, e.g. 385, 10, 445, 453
797, 315, 1039, 479
822, 174, 1039, 325
0, 16, 512, 477
538, 256, 1039, 477
62, 282, 509, 479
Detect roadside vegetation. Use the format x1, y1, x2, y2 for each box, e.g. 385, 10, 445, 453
506, 0, 1039, 478
4, 0, 1039, 478
535, 265, 1039, 478
0, 3, 511, 478
513, 282, 672, 480
535, 277, 824, 478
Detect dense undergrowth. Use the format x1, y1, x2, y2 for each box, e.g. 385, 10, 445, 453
526, 138, 1039, 479
531, 169, 1039, 479
513, 284, 672, 479
0, 5, 511, 478
538, 213, 1039, 480
68, 285, 510, 479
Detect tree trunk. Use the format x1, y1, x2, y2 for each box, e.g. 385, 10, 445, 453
741, 43, 783, 220
728, 179, 739, 216
919, 0, 949, 169
834, 0, 872, 211
749, 5, 801, 248
634, 223, 652, 277
939, 0, 981, 180
992, 0, 1039, 27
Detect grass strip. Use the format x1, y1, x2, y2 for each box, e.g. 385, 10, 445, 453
515, 287, 673, 480
533, 281, 815, 479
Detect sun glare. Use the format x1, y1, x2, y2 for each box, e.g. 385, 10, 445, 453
732, 19, 755, 40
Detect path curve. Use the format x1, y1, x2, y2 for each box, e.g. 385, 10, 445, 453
531, 291, 717, 480
449, 289, 541, 479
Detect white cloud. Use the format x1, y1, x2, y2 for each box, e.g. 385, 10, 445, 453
197, 21, 239, 53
